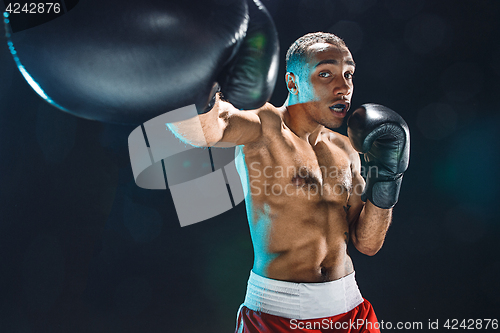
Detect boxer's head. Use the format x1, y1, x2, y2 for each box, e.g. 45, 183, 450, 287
285, 32, 355, 129
285, 32, 347, 75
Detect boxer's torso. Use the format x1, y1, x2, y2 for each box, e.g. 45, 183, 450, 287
236, 104, 362, 283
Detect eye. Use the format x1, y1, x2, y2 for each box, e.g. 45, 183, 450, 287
344, 72, 354, 80
319, 71, 331, 78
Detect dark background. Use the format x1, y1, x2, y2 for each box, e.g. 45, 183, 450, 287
1, 0, 500, 332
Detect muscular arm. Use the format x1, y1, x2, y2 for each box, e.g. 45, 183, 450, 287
352, 201, 392, 256
346, 147, 392, 256
167, 93, 263, 147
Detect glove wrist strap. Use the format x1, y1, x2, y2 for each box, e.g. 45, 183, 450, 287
361, 174, 403, 209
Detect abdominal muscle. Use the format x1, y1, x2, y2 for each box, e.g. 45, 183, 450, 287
248, 196, 354, 283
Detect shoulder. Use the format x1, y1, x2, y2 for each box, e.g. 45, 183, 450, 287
254, 103, 283, 121
321, 130, 351, 153
322, 129, 361, 170
253, 103, 285, 133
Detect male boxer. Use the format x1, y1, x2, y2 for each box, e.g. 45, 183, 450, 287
169, 32, 409, 332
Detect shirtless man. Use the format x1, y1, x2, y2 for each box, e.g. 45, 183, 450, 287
168, 32, 409, 332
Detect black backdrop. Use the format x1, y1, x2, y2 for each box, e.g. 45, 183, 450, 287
0, 0, 499, 332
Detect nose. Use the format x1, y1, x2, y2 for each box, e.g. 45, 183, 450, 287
333, 76, 352, 96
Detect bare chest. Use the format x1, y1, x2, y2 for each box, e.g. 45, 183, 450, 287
244, 130, 353, 202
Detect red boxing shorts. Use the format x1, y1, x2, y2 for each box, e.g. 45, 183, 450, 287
234, 271, 380, 333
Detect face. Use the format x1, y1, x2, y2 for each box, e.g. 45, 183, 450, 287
288, 43, 355, 129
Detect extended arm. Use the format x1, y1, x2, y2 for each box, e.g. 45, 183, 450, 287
167, 93, 263, 147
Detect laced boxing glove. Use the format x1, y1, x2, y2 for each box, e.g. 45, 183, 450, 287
3, 0, 279, 124
347, 104, 410, 209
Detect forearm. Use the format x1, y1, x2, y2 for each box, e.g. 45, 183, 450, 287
351, 200, 392, 256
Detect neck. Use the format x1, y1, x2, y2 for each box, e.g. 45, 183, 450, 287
283, 95, 324, 144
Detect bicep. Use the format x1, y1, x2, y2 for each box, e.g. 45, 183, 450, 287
168, 93, 265, 147
212, 100, 263, 146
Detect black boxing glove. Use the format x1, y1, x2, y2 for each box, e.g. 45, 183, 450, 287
216, 0, 279, 112
347, 104, 410, 209
3, 0, 279, 124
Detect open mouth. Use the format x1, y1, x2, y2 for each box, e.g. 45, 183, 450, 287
330, 104, 346, 113
329, 103, 349, 118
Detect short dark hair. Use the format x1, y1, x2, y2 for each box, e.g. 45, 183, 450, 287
286, 32, 346, 73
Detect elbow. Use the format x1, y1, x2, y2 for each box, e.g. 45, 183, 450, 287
359, 247, 380, 257
352, 239, 383, 257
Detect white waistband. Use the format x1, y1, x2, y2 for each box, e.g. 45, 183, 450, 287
243, 270, 364, 320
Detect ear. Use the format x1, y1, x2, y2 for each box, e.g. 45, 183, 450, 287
285, 72, 298, 95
